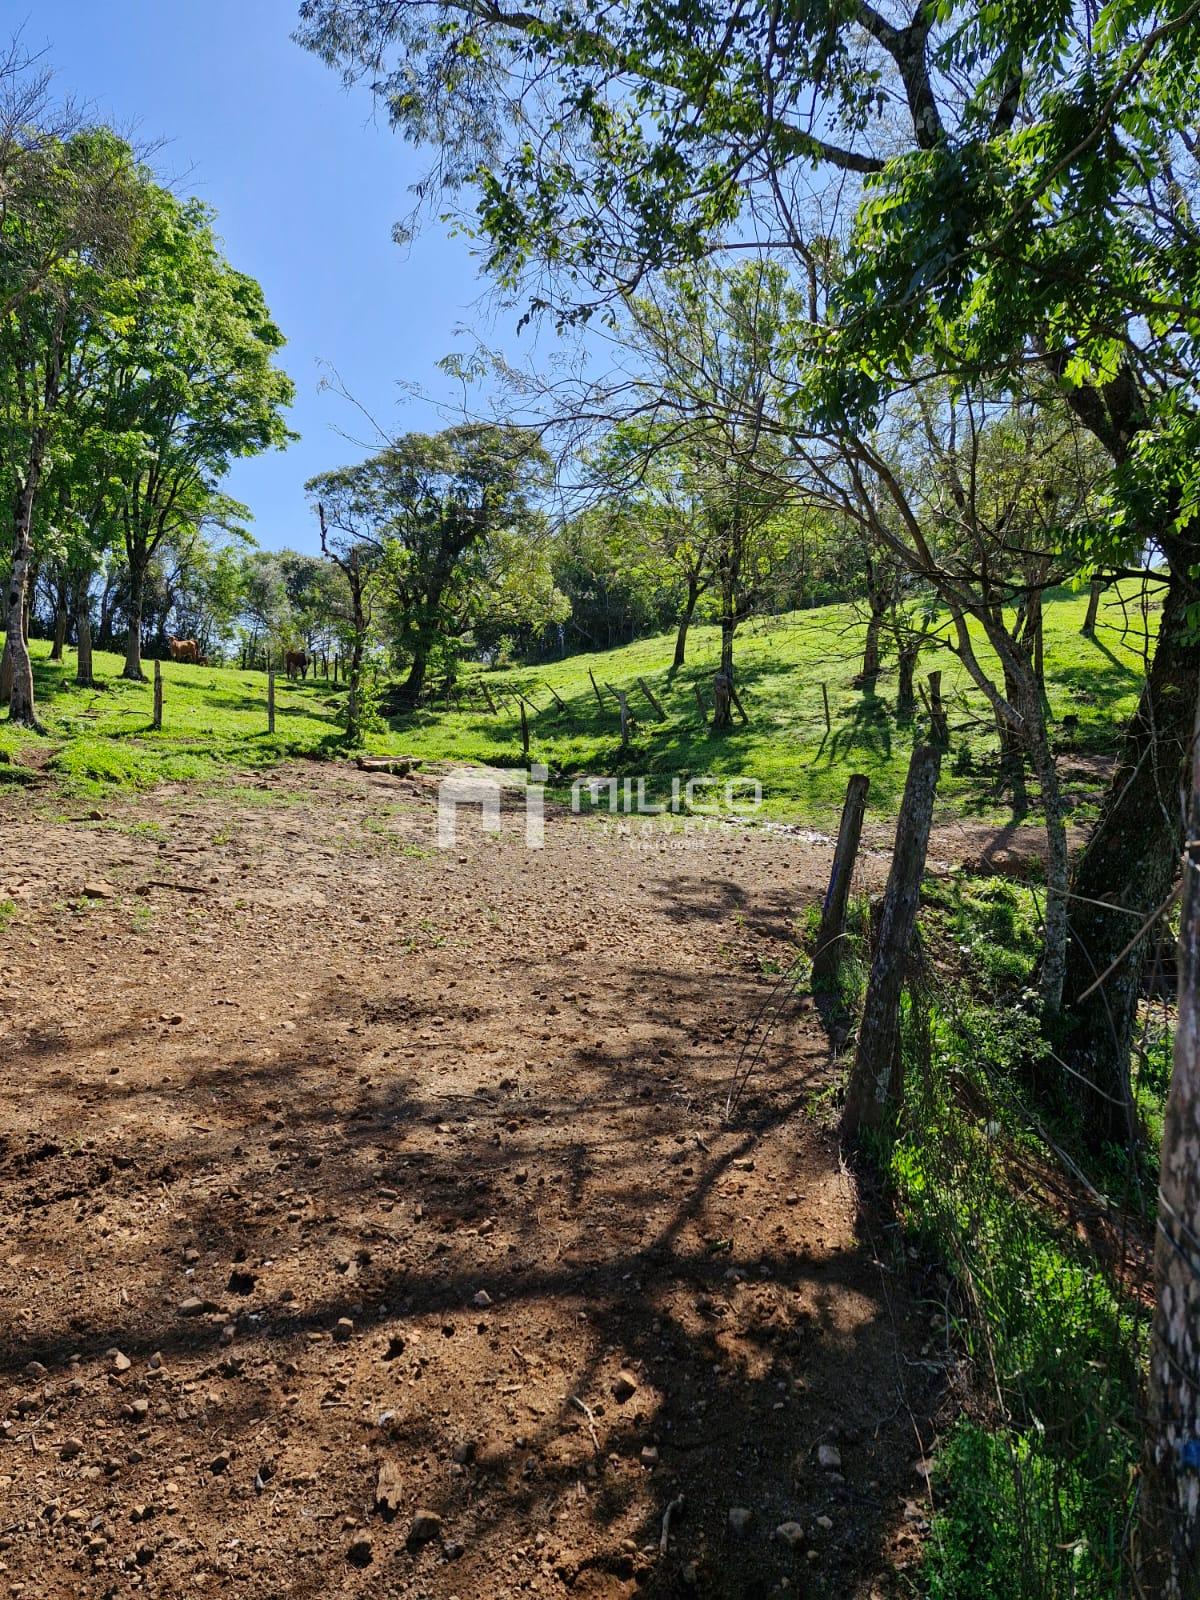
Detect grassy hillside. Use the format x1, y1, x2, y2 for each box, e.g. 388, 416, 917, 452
0, 582, 1154, 821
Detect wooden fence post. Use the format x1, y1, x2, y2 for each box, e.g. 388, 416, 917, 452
1142, 699, 1200, 1597
588, 668, 605, 709
152, 658, 163, 731
268, 669, 276, 734
616, 689, 630, 748
637, 676, 666, 722
694, 681, 709, 723
543, 680, 567, 711
520, 700, 530, 760
480, 681, 497, 713
842, 743, 941, 1138
821, 681, 831, 735
812, 774, 870, 986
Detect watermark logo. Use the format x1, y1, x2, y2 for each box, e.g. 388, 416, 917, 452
437, 763, 546, 849
436, 765, 761, 849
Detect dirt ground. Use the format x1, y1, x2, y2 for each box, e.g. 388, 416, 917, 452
0, 761, 1021, 1600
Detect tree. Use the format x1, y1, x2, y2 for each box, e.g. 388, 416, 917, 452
0, 123, 144, 722
314, 505, 383, 743
98, 187, 294, 680
308, 422, 553, 704
587, 426, 716, 673
567, 262, 805, 725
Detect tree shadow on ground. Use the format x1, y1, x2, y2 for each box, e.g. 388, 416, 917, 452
0, 797, 941, 1599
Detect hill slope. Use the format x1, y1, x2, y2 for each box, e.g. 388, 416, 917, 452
0, 582, 1154, 822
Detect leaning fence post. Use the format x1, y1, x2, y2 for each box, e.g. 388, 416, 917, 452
267, 669, 276, 734
152, 658, 163, 731
842, 743, 941, 1138
588, 668, 605, 709
821, 681, 831, 735
812, 774, 870, 986
637, 676, 666, 722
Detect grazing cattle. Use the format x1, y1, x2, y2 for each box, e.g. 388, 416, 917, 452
168, 637, 200, 665
285, 650, 309, 681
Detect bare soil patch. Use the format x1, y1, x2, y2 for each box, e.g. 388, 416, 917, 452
0, 763, 947, 1598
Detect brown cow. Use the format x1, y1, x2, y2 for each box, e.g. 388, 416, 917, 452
168, 638, 200, 665
285, 650, 309, 680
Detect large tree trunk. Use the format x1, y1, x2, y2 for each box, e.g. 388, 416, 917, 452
896, 640, 920, 716
1080, 578, 1105, 637
76, 607, 93, 688
400, 648, 428, 705
860, 605, 884, 682
1061, 571, 1198, 1146
712, 585, 736, 731
1142, 693, 1200, 1598
51, 606, 67, 660
1025, 695, 1069, 1015
6, 471, 41, 726
672, 574, 700, 671
122, 560, 146, 680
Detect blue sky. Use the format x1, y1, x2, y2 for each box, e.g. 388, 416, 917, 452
24, 0, 514, 554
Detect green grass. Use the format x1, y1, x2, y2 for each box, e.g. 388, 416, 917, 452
392, 582, 1154, 823
881, 880, 1151, 1599
0, 581, 1154, 813
0, 648, 352, 795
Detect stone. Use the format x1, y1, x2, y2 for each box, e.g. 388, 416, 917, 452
375, 1459, 404, 1518
333, 1317, 354, 1342
775, 1521, 805, 1549
815, 1515, 833, 1531
346, 1537, 373, 1568
209, 1453, 230, 1475
817, 1444, 841, 1471
728, 1507, 753, 1537
82, 881, 116, 900
59, 1438, 84, 1461
227, 1270, 256, 1296
640, 1445, 659, 1467
408, 1509, 443, 1545
24, 1360, 47, 1379
128, 1399, 149, 1421
177, 1296, 218, 1318
111, 1351, 132, 1374
612, 1369, 639, 1402
472, 1290, 493, 1309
